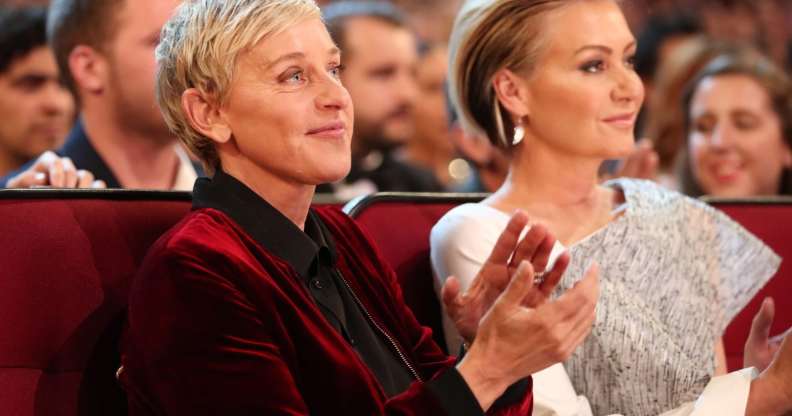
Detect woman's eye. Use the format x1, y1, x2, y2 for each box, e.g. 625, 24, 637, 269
625, 55, 636, 69
329, 64, 345, 79
283, 71, 304, 84
694, 119, 714, 134
580, 60, 605, 74
734, 115, 759, 131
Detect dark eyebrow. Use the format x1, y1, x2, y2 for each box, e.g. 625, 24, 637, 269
264, 47, 342, 70
574, 40, 637, 56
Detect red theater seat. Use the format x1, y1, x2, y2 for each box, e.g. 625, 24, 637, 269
344, 192, 487, 354
0, 189, 192, 416
709, 197, 792, 371
346, 193, 792, 370
3, 188, 786, 415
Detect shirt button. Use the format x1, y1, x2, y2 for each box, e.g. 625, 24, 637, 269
311, 279, 324, 290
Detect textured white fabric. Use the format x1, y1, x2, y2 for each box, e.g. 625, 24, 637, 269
431, 178, 779, 415
659, 368, 757, 416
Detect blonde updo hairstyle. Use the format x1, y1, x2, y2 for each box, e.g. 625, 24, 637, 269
156, 0, 321, 176
448, 0, 572, 150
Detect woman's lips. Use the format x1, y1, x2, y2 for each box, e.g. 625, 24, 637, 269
602, 113, 636, 129
710, 161, 743, 184
306, 121, 346, 139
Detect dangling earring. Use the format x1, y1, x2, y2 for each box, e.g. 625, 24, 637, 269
512, 118, 525, 146
512, 125, 524, 145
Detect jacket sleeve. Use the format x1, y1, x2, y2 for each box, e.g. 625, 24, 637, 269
122, 250, 313, 415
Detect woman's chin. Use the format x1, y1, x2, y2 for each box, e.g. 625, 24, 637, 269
604, 141, 638, 160
311, 165, 351, 186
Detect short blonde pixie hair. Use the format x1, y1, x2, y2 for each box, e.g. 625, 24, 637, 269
447, 0, 569, 149
156, 0, 321, 175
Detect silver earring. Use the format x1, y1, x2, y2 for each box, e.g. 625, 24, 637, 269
513, 124, 525, 146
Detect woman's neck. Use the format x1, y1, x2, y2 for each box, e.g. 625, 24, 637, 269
486, 141, 619, 245
220, 154, 314, 230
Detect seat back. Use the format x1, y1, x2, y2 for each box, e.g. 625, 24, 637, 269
344, 192, 487, 353
708, 197, 792, 371
347, 193, 792, 369
0, 189, 192, 416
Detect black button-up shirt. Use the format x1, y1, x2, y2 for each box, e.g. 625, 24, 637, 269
192, 170, 413, 397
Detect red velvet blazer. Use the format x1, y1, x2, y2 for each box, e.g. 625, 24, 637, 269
119, 206, 533, 415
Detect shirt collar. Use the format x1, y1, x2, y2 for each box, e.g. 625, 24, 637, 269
59, 119, 121, 188
191, 169, 336, 278
60, 118, 204, 190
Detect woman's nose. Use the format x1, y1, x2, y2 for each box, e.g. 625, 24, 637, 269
316, 77, 350, 111
612, 68, 643, 104
709, 125, 735, 149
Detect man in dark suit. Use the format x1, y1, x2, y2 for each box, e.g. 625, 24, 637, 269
3, 0, 199, 190
316, 1, 444, 200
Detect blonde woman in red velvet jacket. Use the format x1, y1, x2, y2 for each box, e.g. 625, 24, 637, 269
117, 1, 603, 415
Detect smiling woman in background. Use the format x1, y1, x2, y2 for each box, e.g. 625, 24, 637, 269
680, 47, 792, 197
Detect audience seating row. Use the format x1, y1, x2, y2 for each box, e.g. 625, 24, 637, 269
0, 189, 788, 415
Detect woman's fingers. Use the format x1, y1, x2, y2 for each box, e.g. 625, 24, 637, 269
486, 210, 530, 266
6, 170, 47, 188
441, 275, 462, 315
751, 298, 776, 343
498, 261, 537, 308
509, 222, 554, 270
76, 170, 95, 188
60, 157, 79, 187
46, 156, 66, 187
537, 250, 570, 298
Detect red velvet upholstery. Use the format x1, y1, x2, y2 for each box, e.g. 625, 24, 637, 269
0, 189, 191, 416
347, 193, 792, 371
710, 198, 792, 371
344, 192, 488, 354
3, 189, 783, 414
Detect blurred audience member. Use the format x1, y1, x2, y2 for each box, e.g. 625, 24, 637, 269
699, 0, 762, 49
318, 1, 442, 200
756, 0, 792, 69
634, 12, 700, 108
403, 44, 465, 189
0, 6, 74, 177
680, 47, 792, 197
643, 36, 734, 189
391, 0, 462, 46
446, 98, 508, 194
2, 0, 197, 190
0, 0, 50, 5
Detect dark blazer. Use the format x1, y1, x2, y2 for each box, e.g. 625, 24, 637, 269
1, 119, 203, 188
119, 206, 533, 415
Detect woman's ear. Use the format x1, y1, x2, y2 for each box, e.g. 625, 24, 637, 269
492, 68, 531, 122
181, 89, 232, 144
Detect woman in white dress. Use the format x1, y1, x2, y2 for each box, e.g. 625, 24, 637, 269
432, 0, 785, 414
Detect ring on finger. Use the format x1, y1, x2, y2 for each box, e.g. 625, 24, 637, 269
533, 271, 547, 285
